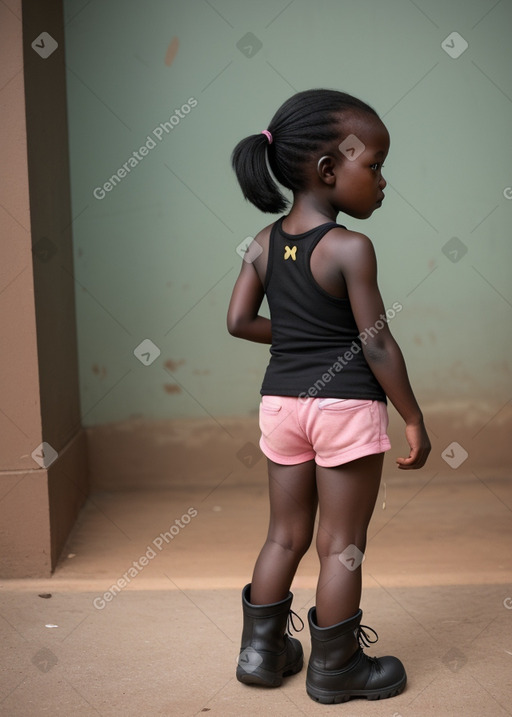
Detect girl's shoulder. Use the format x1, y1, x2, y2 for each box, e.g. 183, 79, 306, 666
248, 221, 276, 284
318, 227, 379, 282
253, 221, 275, 246
321, 226, 377, 260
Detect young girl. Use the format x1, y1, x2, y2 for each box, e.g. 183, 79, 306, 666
227, 89, 431, 704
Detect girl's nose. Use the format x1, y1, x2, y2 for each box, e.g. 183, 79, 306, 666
379, 175, 387, 189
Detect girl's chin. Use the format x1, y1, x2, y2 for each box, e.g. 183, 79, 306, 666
344, 210, 374, 220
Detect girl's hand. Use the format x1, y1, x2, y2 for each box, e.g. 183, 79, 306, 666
396, 422, 431, 470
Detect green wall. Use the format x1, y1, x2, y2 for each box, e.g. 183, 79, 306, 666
63, 0, 512, 425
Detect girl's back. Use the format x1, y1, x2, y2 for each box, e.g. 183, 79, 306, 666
251, 217, 386, 402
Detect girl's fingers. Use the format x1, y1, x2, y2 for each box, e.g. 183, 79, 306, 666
396, 449, 420, 469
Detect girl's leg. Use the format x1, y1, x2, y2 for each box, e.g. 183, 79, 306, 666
315, 452, 384, 627
250, 458, 318, 605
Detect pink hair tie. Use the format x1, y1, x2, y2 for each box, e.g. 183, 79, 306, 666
261, 130, 273, 144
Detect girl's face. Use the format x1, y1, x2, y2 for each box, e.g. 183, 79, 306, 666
332, 115, 390, 220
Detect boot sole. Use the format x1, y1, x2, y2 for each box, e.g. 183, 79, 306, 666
237, 655, 303, 688
306, 674, 406, 704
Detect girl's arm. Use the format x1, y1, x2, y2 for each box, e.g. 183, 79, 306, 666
227, 258, 271, 344
337, 230, 431, 470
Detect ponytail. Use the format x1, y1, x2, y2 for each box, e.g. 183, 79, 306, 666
231, 89, 379, 215
231, 133, 289, 214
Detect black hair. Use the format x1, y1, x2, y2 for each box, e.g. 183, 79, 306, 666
231, 88, 379, 213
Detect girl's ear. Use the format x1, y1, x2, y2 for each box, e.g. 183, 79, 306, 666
316, 155, 337, 185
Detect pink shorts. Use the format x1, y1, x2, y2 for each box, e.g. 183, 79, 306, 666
259, 395, 391, 467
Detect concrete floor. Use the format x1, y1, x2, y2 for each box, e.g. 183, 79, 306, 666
1, 465, 511, 716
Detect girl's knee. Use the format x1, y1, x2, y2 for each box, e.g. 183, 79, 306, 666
316, 529, 367, 561
268, 530, 313, 559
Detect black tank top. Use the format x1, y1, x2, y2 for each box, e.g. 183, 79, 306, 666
260, 217, 386, 402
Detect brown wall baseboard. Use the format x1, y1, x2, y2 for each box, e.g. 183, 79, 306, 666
85, 401, 510, 491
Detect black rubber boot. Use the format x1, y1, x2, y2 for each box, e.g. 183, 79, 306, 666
306, 607, 406, 703
236, 584, 304, 687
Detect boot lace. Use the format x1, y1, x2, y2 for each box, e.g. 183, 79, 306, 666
286, 609, 305, 635
357, 624, 379, 648
356, 624, 381, 668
